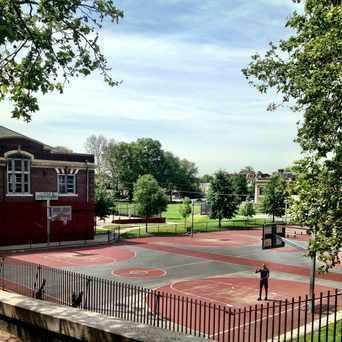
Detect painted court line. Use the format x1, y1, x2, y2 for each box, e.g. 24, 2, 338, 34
211, 302, 304, 339
165, 260, 215, 270
165, 270, 246, 307
135, 242, 342, 282
169, 282, 233, 307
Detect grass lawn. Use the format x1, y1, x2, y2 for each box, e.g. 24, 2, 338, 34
296, 320, 341, 342
118, 217, 268, 239
97, 202, 272, 237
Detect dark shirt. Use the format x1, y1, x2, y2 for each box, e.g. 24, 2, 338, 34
256, 268, 270, 281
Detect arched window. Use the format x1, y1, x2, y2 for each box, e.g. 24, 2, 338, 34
7, 153, 31, 194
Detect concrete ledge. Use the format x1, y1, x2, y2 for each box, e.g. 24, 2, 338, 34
0, 291, 204, 341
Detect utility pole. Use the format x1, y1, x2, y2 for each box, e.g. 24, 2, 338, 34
47, 199, 50, 245
309, 252, 316, 312
309, 226, 317, 312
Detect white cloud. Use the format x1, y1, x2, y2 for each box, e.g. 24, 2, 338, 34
0, 3, 302, 173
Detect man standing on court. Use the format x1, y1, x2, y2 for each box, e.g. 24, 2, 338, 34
256, 264, 270, 300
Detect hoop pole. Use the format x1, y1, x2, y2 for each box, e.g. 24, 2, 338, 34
47, 199, 51, 245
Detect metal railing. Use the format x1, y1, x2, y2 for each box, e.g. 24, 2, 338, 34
0, 257, 341, 341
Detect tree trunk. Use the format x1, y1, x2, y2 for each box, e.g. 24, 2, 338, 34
219, 218, 222, 229
145, 216, 148, 233
272, 213, 275, 223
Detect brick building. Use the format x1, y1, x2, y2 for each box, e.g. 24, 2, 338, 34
254, 170, 295, 205
0, 126, 96, 245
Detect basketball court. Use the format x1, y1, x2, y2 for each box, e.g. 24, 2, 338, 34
5, 227, 341, 293
2, 227, 341, 340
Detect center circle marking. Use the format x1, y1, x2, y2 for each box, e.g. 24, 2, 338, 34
113, 267, 166, 279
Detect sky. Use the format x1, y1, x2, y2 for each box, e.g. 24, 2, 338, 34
0, 0, 304, 175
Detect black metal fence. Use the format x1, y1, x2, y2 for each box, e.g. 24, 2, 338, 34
0, 257, 341, 341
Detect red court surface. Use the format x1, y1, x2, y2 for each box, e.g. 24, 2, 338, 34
128, 237, 342, 283
273, 246, 301, 253
130, 230, 261, 248
156, 277, 334, 308
149, 279, 341, 341
7, 245, 135, 268
113, 267, 166, 279
1, 228, 341, 341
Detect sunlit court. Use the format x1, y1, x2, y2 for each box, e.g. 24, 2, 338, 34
3, 228, 341, 341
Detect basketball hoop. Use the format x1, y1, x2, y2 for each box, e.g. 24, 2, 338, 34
49, 206, 72, 225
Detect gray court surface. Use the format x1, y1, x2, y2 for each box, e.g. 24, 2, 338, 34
63, 234, 342, 291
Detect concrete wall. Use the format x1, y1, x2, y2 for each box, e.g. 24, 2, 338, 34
0, 291, 204, 342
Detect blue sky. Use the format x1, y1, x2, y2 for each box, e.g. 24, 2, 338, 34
1, 0, 303, 175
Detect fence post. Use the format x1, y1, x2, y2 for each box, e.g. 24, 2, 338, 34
333, 289, 338, 341
0, 257, 4, 290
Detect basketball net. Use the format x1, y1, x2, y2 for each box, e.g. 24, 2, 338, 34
51, 215, 68, 225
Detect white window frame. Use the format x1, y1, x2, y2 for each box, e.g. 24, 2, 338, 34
57, 174, 76, 194
7, 157, 31, 194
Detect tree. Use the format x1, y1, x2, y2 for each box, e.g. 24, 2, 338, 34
105, 141, 138, 200
134, 138, 165, 183
243, 0, 342, 268
262, 176, 288, 222
85, 135, 114, 183
133, 175, 168, 232
1, 1, 123, 121
232, 174, 248, 204
240, 166, 254, 174
289, 156, 341, 270
179, 197, 192, 229
207, 171, 238, 228
239, 201, 256, 220
177, 159, 200, 198
243, 0, 341, 157
95, 184, 115, 221
200, 174, 213, 183
104, 139, 200, 201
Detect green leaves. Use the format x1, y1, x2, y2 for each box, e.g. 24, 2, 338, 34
262, 176, 288, 222
289, 156, 342, 270
244, 0, 342, 270
96, 184, 115, 221
0, 0, 123, 121
243, 0, 342, 157
133, 174, 168, 219
207, 171, 239, 227
179, 197, 192, 220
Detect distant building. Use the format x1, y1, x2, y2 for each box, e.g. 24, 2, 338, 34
0, 126, 96, 245
254, 169, 295, 205
199, 182, 210, 195
254, 172, 271, 205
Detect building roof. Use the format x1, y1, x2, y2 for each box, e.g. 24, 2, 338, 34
0, 125, 28, 139
0, 125, 94, 163
0, 125, 53, 149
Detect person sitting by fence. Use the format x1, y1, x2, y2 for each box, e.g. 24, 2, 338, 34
255, 264, 270, 301
72, 291, 84, 308
35, 279, 46, 300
